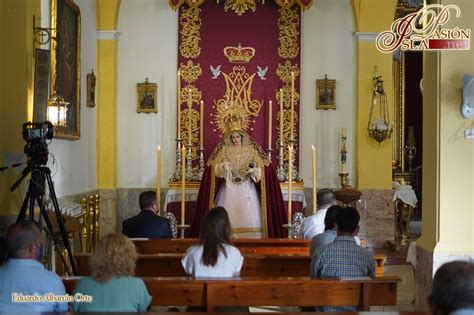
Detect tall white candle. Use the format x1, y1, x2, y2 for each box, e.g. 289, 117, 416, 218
181, 145, 186, 224
311, 145, 316, 214
288, 145, 293, 224
157, 146, 161, 213
290, 72, 295, 140
268, 100, 272, 148
200, 100, 204, 149
177, 71, 181, 139
279, 89, 283, 146
188, 89, 192, 145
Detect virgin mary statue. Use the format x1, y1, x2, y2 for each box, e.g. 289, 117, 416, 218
190, 128, 288, 238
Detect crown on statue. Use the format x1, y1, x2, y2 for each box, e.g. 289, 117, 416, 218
223, 43, 255, 64
215, 99, 251, 134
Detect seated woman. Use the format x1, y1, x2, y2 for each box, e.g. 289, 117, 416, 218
182, 206, 243, 277
71, 233, 151, 312
191, 129, 287, 238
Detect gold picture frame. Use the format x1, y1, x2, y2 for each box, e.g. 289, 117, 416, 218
316, 75, 336, 110
50, 0, 81, 139
86, 69, 96, 108
137, 78, 157, 113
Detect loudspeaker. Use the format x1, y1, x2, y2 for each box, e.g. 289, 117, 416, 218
33, 48, 50, 123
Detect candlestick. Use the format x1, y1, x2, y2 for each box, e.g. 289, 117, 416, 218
188, 89, 192, 145
290, 72, 295, 140
177, 71, 181, 139
288, 145, 293, 224
181, 145, 186, 224
157, 146, 161, 212
279, 89, 283, 146
200, 100, 204, 149
311, 145, 316, 214
268, 100, 272, 148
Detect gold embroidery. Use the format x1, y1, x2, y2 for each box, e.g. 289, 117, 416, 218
224, 0, 257, 16
277, 7, 299, 59
232, 227, 262, 233
179, 60, 202, 84
213, 66, 262, 134
179, 7, 202, 58
224, 43, 255, 63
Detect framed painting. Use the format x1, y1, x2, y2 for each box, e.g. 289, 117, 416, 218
316, 75, 336, 110
137, 78, 158, 113
50, 0, 81, 139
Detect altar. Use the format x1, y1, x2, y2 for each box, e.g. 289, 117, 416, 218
163, 182, 307, 230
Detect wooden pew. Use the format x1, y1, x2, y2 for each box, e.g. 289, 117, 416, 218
131, 239, 386, 276
133, 238, 311, 255
63, 276, 399, 312
75, 253, 385, 277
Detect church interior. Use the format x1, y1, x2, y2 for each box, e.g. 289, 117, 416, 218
0, 0, 473, 312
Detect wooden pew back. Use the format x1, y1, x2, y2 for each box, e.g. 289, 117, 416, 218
63, 276, 399, 312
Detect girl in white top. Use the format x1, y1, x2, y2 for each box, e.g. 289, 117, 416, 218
182, 207, 243, 277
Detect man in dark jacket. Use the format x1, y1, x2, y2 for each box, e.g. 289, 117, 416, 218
122, 191, 172, 239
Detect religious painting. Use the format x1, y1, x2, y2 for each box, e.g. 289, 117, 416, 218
137, 78, 157, 113
316, 75, 336, 110
50, 0, 81, 139
86, 70, 96, 108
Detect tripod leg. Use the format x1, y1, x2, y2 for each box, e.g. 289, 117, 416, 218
44, 169, 77, 275
35, 193, 73, 276
17, 191, 32, 222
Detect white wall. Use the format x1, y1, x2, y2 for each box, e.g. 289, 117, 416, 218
47, 0, 97, 197
300, 0, 355, 188
117, 0, 178, 188
116, 0, 354, 189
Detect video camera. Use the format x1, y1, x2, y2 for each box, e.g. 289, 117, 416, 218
23, 121, 54, 164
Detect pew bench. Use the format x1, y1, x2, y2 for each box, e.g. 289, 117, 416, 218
75, 253, 386, 277
63, 276, 399, 312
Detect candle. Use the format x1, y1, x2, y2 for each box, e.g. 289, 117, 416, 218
311, 145, 316, 214
268, 100, 272, 149
157, 146, 161, 213
279, 89, 283, 146
177, 71, 181, 139
340, 128, 348, 174
290, 72, 295, 140
200, 100, 204, 149
288, 145, 293, 224
188, 89, 192, 145
181, 145, 186, 224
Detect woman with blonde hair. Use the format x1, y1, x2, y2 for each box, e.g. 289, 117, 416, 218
72, 233, 151, 312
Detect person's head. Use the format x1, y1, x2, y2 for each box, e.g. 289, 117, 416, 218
89, 233, 137, 283
317, 189, 336, 209
139, 191, 158, 213
230, 132, 243, 147
335, 207, 360, 236
324, 205, 342, 231
428, 261, 474, 315
199, 206, 231, 267
5, 221, 43, 260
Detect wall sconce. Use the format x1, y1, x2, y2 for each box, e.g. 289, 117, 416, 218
47, 93, 69, 127
368, 75, 392, 144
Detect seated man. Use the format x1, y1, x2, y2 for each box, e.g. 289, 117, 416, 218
301, 188, 337, 239
310, 207, 375, 312
122, 191, 173, 239
0, 221, 68, 312
310, 205, 360, 256
428, 260, 474, 315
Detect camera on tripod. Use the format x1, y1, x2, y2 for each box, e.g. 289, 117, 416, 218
22, 121, 54, 164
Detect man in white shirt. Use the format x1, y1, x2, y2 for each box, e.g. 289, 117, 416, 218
301, 189, 337, 239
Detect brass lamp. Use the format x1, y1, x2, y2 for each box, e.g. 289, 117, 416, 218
368, 75, 392, 144
47, 93, 69, 127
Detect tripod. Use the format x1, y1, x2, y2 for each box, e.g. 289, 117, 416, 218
10, 161, 77, 276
